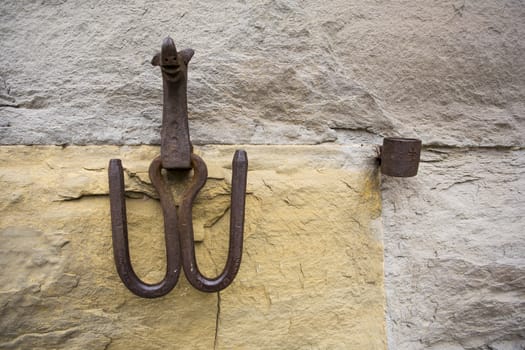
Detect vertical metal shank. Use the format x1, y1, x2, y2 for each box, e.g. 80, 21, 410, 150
151, 37, 195, 170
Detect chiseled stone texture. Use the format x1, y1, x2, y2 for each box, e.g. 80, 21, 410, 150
0, 145, 385, 350
382, 147, 525, 350
1, 1, 524, 147
2, 1, 525, 349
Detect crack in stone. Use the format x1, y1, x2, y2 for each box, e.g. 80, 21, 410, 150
262, 179, 273, 192
102, 335, 113, 350
55, 193, 109, 202
0, 103, 19, 108
341, 180, 360, 194
0, 328, 80, 348
213, 292, 221, 350
423, 145, 524, 151
328, 126, 379, 135
440, 177, 482, 191
204, 205, 230, 229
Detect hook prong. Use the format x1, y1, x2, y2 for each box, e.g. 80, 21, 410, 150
178, 151, 248, 293
108, 158, 181, 298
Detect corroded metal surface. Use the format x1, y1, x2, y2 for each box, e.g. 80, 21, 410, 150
108, 37, 248, 297
179, 151, 248, 292
108, 158, 181, 298
151, 37, 194, 170
380, 137, 421, 177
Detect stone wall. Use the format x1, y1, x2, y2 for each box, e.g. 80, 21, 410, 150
0, 145, 385, 349
382, 148, 525, 349
1, 1, 524, 349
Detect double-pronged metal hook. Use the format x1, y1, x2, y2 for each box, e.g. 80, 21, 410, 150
108, 37, 248, 298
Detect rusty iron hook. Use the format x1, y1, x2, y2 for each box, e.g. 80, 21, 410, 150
108, 36, 248, 297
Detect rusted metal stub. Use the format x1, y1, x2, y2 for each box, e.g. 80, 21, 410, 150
151, 37, 195, 170
108, 158, 181, 298
178, 150, 248, 293
380, 137, 422, 177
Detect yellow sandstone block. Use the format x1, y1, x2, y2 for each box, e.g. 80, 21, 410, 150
0, 145, 385, 350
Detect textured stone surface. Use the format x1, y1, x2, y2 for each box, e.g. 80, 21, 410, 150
0, 145, 385, 349
382, 147, 525, 350
1, 1, 524, 147
2, 1, 525, 349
